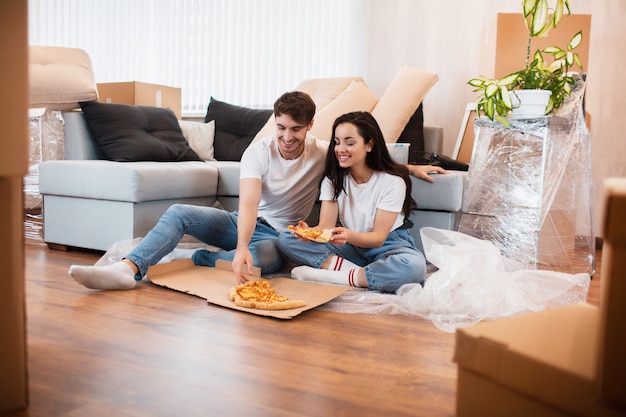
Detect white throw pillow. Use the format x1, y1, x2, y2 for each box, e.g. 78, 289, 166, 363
29, 46, 99, 111
178, 120, 216, 161
371, 65, 438, 143
309, 79, 379, 141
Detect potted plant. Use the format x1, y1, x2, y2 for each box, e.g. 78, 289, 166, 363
468, 0, 583, 125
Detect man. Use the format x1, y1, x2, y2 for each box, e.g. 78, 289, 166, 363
70, 91, 445, 290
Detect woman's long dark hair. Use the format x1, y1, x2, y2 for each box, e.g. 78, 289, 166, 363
324, 111, 416, 219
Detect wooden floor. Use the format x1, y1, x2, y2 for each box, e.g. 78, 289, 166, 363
11, 220, 602, 417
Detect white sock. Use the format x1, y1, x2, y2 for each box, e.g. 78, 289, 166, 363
69, 262, 137, 290
291, 266, 363, 287
326, 255, 359, 271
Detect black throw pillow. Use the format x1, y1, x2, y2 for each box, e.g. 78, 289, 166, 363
79, 101, 201, 162
204, 97, 273, 161
396, 103, 425, 164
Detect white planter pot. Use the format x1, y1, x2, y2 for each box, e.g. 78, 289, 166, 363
508, 90, 552, 118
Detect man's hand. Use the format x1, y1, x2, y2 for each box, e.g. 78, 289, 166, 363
407, 164, 447, 183
232, 245, 254, 284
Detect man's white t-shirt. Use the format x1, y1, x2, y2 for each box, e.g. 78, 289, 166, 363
319, 171, 406, 232
239, 134, 328, 232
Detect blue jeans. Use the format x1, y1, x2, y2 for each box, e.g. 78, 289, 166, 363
277, 228, 426, 293
126, 204, 283, 278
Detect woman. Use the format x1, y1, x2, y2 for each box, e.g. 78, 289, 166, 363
277, 111, 426, 293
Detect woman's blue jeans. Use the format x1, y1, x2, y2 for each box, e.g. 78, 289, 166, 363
277, 228, 426, 293
126, 204, 283, 278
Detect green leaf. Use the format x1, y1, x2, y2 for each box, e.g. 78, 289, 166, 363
545, 97, 554, 114
523, 0, 537, 17
574, 54, 583, 70
495, 114, 510, 127
485, 98, 495, 120
485, 83, 498, 98
569, 31, 583, 50
566, 51, 574, 66
531, 0, 549, 36
498, 72, 520, 86
468, 78, 484, 87
500, 86, 513, 109
554, 0, 565, 26
543, 46, 561, 54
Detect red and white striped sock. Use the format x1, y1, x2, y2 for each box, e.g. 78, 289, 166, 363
291, 266, 364, 288
327, 255, 359, 271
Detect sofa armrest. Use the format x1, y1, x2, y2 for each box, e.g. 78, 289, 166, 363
424, 126, 443, 155
411, 170, 467, 212
62, 111, 100, 160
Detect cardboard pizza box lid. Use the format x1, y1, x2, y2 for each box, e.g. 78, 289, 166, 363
147, 259, 348, 319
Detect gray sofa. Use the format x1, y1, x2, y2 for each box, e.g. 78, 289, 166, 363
39, 111, 466, 253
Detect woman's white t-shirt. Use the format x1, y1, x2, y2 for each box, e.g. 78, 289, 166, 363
319, 171, 406, 232
239, 134, 328, 232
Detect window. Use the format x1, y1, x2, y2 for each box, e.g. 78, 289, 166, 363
29, 0, 365, 117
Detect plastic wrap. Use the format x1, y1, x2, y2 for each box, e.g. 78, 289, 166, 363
25, 108, 64, 212
319, 227, 590, 332
457, 77, 594, 275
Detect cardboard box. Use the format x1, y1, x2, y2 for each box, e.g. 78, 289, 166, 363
147, 259, 348, 319
597, 179, 626, 411
97, 81, 182, 119
455, 303, 610, 417
454, 178, 626, 417
1, 1, 28, 412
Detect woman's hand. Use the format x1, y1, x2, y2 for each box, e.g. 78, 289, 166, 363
407, 164, 447, 183
329, 227, 348, 246
291, 220, 313, 242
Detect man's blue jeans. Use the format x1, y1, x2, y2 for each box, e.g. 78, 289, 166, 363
126, 204, 283, 278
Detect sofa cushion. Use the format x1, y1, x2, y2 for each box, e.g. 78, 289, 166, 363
208, 161, 242, 196
309, 79, 379, 142
39, 160, 219, 203
372, 65, 438, 143
29, 46, 99, 111
411, 171, 466, 212
251, 76, 367, 144
179, 120, 216, 161
295, 76, 365, 109
204, 97, 273, 161
79, 101, 201, 162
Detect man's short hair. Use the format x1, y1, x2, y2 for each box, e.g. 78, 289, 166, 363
273, 91, 316, 125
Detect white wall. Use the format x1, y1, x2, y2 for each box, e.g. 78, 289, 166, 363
363, 0, 626, 236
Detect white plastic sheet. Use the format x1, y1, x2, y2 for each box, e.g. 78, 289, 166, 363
319, 227, 590, 332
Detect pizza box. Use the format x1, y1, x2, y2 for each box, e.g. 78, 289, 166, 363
147, 259, 348, 319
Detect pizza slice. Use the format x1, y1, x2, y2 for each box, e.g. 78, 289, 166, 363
288, 225, 332, 243
228, 280, 307, 310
